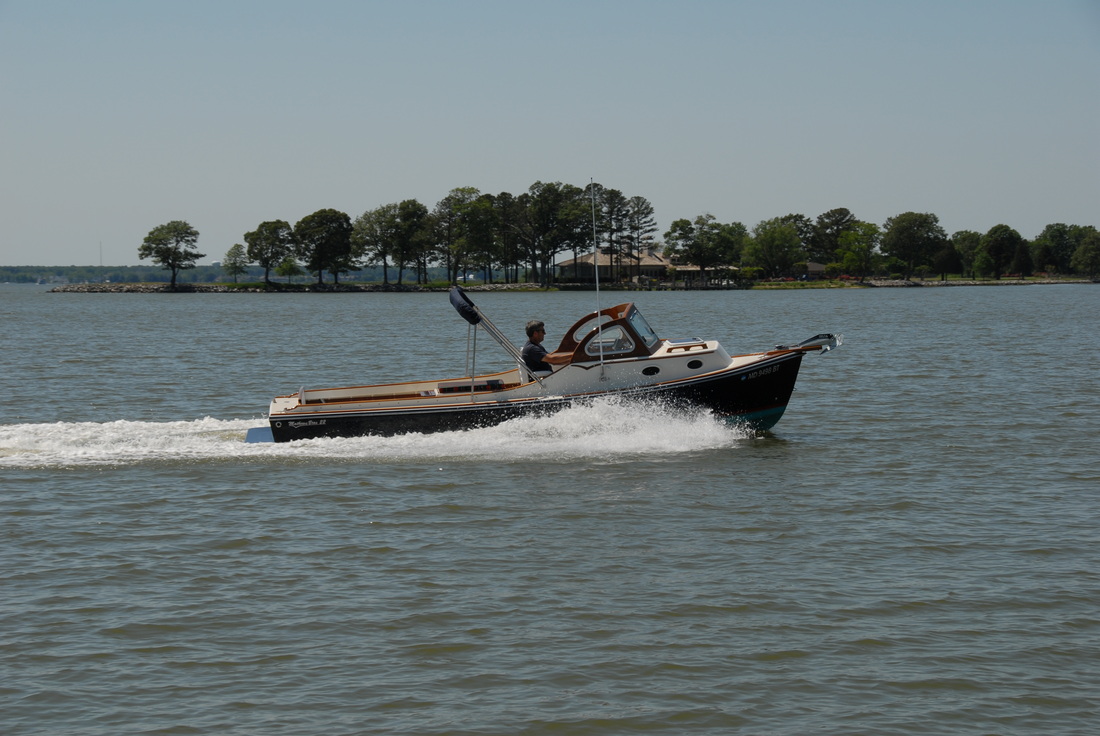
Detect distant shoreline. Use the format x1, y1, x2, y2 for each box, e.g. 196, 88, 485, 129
46, 278, 1094, 293
863, 277, 1092, 287
800, 277, 1092, 288
46, 282, 534, 293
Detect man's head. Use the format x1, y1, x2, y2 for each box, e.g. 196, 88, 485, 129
525, 320, 546, 339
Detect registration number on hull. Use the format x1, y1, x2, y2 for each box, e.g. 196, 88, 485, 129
743, 364, 780, 381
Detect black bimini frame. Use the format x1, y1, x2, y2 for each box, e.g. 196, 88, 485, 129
449, 287, 544, 385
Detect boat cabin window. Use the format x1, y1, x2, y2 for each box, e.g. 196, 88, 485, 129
571, 313, 612, 343
585, 325, 635, 357
628, 309, 659, 348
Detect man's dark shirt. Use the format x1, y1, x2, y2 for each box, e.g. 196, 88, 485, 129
521, 340, 550, 371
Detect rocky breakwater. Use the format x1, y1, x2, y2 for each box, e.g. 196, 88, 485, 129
52, 283, 236, 293
51, 282, 552, 294
865, 277, 1091, 287
50, 283, 429, 294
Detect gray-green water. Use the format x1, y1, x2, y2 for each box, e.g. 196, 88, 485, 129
2, 284, 1098, 735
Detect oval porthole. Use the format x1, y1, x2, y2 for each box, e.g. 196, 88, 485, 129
687, 359, 704, 370
642, 366, 660, 376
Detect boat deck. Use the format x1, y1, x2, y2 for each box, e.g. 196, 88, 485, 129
286, 368, 528, 406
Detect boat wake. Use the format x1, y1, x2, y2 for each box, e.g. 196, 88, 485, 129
0, 398, 753, 468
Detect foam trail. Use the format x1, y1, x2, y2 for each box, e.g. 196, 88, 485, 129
0, 398, 751, 468
0, 417, 263, 468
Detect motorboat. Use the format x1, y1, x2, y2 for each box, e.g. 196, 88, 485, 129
246, 287, 840, 443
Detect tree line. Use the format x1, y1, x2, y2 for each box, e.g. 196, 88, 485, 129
0, 264, 401, 286
664, 211, 1100, 282
142, 182, 658, 288
135, 182, 1100, 287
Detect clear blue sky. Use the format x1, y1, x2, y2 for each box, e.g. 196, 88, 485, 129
2, 0, 1098, 266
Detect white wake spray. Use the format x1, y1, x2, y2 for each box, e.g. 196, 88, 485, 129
0, 397, 752, 468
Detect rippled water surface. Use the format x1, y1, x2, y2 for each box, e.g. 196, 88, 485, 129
2, 284, 1098, 735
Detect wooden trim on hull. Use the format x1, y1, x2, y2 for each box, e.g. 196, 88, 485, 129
267, 352, 806, 442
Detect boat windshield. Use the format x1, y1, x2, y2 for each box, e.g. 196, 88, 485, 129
629, 309, 659, 348
584, 325, 635, 357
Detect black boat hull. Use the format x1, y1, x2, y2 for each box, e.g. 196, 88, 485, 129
268, 352, 805, 442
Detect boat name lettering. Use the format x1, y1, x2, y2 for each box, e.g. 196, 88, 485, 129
745, 365, 780, 380
288, 420, 327, 429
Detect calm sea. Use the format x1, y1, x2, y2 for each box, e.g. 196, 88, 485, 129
2, 283, 1098, 735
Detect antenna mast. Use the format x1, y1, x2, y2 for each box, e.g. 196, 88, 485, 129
590, 179, 600, 311
590, 180, 607, 377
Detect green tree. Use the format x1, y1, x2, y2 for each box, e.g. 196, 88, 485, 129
394, 199, 431, 285
492, 191, 524, 283
1031, 223, 1076, 273
931, 242, 962, 280
1070, 230, 1100, 278
516, 181, 588, 285
294, 209, 353, 284
222, 243, 249, 283
623, 195, 658, 281
779, 213, 813, 261
244, 220, 294, 285
809, 208, 858, 263
743, 217, 802, 278
138, 220, 204, 288
432, 187, 482, 284
980, 224, 1024, 279
665, 214, 746, 285
514, 181, 581, 285
951, 230, 982, 279
1010, 238, 1033, 277
882, 212, 947, 279
553, 184, 595, 281
1031, 238, 1057, 274
275, 255, 305, 284
352, 203, 401, 284
598, 188, 630, 281
836, 221, 881, 281
464, 193, 503, 283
